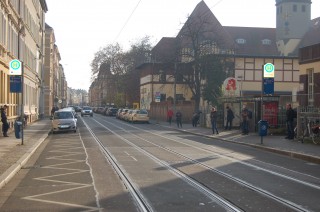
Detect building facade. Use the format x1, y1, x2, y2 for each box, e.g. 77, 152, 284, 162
138, 0, 318, 127
0, 0, 48, 127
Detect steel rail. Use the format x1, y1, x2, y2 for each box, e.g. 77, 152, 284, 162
82, 119, 152, 212
95, 116, 312, 212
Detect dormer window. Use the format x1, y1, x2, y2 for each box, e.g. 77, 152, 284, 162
262, 39, 271, 45
236, 38, 246, 44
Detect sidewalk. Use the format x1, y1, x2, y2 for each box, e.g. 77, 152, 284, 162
151, 120, 320, 164
0, 118, 52, 189
1, 118, 320, 190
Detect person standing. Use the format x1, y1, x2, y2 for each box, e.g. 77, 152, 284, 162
1, 105, 9, 137
192, 111, 200, 127
176, 111, 182, 128
285, 103, 295, 140
225, 106, 234, 130
241, 104, 249, 135
167, 108, 173, 125
210, 107, 219, 134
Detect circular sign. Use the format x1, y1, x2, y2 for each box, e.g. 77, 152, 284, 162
58, 100, 62, 103
9, 59, 22, 75
264, 63, 274, 72
263, 63, 275, 78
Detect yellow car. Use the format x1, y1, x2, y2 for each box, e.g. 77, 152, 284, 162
129, 109, 149, 123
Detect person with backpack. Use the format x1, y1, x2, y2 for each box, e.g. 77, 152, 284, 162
241, 104, 250, 135
225, 106, 234, 130
285, 103, 295, 140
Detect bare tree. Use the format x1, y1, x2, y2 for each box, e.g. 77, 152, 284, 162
175, 2, 235, 112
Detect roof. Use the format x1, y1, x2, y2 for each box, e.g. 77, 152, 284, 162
177, 1, 235, 50
151, 37, 177, 62
151, 1, 320, 60
224, 26, 280, 57
299, 17, 320, 48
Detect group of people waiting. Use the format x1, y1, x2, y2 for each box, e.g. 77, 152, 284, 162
166, 105, 246, 134
166, 103, 295, 139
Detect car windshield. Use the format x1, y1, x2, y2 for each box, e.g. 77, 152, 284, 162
83, 107, 91, 110
137, 110, 148, 114
54, 112, 74, 119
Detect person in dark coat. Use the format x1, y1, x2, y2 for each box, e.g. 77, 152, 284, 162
192, 111, 200, 127
176, 111, 182, 128
241, 104, 249, 135
210, 107, 219, 134
225, 106, 234, 130
1, 105, 9, 137
285, 103, 295, 140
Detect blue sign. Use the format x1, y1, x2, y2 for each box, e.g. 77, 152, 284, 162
263, 78, 274, 95
10, 76, 22, 93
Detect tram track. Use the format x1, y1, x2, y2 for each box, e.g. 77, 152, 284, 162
82, 116, 318, 211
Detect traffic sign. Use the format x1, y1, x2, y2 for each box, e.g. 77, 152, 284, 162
263, 78, 274, 95
9, 76, 22, 93
263, 63, 274, 78
9, 59, 22, 75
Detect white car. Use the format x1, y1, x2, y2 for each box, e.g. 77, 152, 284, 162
51, 109, 77, 133
81, 106, 93, 117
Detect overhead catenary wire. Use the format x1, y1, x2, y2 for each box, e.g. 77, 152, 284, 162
113, 0, 142, 43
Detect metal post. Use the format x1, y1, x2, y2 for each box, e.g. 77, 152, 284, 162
261, 65, 264, 144
21, 62, 24, 145
173, 63, 176, 113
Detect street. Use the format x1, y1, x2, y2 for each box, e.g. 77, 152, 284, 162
0, 114, 319, 211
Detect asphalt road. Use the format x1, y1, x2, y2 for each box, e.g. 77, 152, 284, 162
0, 114, 319, 211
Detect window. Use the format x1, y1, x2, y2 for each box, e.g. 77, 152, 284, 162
160, 94, 166, 102
159, 70, 166, 82
236, 38, 246, 44
176, 73, 183, 83
302, 5, 306, 12
262, 39, 271, 45
293, 4, 297, 12
175, 94, 185, 101
307, 69, 314, 105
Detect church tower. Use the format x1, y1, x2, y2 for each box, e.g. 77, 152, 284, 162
275, 0, 312, 56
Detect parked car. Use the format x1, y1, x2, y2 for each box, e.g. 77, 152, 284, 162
51, 109, 78, 133
106, 107, 118, 116
119, 109, 129, 120
123, 109, 134, 121
81, 106, 93, 117
129, 109, 149, 123
116, 108, 123, 119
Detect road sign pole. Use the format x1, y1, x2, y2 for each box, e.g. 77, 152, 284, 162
21, 62, 24, 145
261, 65, 264, 144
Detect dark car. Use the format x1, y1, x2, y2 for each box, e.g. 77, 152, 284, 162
106, 108, 118, 116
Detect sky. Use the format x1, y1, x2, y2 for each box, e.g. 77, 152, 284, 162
45, 0, 320, 91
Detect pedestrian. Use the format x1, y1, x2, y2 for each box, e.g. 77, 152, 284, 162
51, 106, 59, 117
241, 104, 249, 135
167, 108, 173, 125
192, 111, 200, 127
1, 105, 9, 137
210, 107, 219, 134
285, 103, 295, 140
225, 106, 234, 130
176, 110, 182, 128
